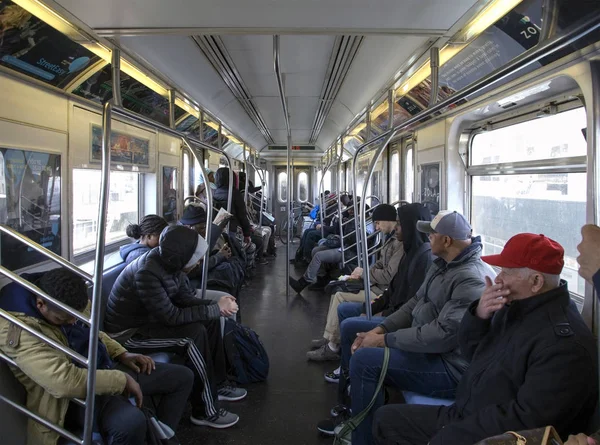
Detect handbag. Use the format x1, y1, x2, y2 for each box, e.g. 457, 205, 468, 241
474, 426, 563, 445
334, 347, 390, 445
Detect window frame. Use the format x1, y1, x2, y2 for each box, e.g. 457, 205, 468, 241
466, 104, 587, 304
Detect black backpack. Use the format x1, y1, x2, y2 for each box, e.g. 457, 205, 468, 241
223, 319, 269, 384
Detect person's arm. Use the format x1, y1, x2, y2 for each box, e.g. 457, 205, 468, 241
2, 324, 126, 398
430, 342, 596, 445
369, 245, 404, 287
378, 291, 419, 333
384, 277, 485, 353
136, 270, 219, 325
457, 300, 492, 361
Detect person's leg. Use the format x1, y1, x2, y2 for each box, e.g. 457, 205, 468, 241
303, 249, 341, 283
373, 404, 445, 445
119, 362, 193, 432
124, 323, 219, 419
324, 293, 364, 345
96, 395, 147, 445
350, 348, 458, 445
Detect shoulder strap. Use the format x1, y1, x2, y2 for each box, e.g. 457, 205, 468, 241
335, 347, 390, 440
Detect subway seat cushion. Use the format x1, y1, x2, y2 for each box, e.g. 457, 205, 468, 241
402, 391, 455, 406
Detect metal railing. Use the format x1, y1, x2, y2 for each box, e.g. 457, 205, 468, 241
349, 12, 600, 320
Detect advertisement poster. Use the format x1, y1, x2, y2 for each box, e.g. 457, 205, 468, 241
0, 1, 97, 88
420, 162, 441, 216
0, 147, 61, 270
91, 124, 150, 167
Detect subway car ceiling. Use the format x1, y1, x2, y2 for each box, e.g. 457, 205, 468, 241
2, 0, 598, 165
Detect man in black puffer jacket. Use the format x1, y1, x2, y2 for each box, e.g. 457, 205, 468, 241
373, 233, 598, 444
105, 225, 245, 429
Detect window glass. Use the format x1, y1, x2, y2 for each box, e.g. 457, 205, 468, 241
73, 65, 170, 126
390, 151, 400, 203
73, 170, 138, 255
338, 165, 345, 192
471, 172, 586, 295
177, 115, 198, 133
297, 172, 308, 202
405, 148, 414, 202
471, 108, 587, 165
183, 152, 190, 197
162, 167, 178, 223
0, 2, 100, 88
323, 170, 332, 194
277, 172, 287, 203
0, 148, 61, 270
194, 157, 202, 190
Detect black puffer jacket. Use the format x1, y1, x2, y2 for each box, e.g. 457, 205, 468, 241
213, 168, 251, 237
431, 282, 598, 444
104, 226, 220, 336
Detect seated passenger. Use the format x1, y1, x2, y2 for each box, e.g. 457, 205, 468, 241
312, 203, 434, 366
318, 210, 494, 445
105, 226, 245, 429
289, 199, 381, 294
373, 233, 598, 445
120, 214, 168, 264
307, 204, 405, 361
0, 268, 193, 445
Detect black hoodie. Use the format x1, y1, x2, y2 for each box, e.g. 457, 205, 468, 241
369, 203, 434, 316
104, 226, 220, 337
213, 168, 252, 236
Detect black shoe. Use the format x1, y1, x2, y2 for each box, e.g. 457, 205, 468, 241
289, 276, 309, 294
309, 276, 329, 290
317, 410, 350, 436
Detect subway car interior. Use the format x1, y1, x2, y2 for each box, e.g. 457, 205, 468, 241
0, 0, 600, 444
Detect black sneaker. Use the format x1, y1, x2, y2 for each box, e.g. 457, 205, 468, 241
324, 368, 340, 384
316, 410, 350, 436
330, 404, 351, 417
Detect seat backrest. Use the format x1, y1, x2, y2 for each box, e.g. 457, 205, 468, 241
98, 262, 127, 331
0, 360, 27, 444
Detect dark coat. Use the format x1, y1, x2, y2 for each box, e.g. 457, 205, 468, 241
431, 282, 598, 444
104, 226, 220, 336
213, 168, 251, 237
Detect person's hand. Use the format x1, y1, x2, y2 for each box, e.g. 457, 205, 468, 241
123, 373, 143, 408
218, 295, 238, 317
316, 224, 322, 230
565, 433, 598, 445
577, 224, 600, 283
117, 352, 155, 375
475, 276, 510, 320
243, 236, 251, 245
351, 327, 385, 354
220, 244, 232, 259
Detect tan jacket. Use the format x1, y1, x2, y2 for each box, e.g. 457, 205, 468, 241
369, 235, 404, 290
0, 303, 128, 445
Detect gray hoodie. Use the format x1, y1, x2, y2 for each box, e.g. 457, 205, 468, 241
380, 236, 495, 382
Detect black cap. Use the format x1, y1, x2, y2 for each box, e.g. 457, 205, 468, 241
372, 204, 397, 222
180, 204, 207, 225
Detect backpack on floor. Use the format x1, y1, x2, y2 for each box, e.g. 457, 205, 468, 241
223, 319, 269, 384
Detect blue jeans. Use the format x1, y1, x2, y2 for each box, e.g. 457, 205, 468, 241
350, 348, 457, 445
339, 317, 385, 371
337, 302, 365, 327
303, 248, 342, 283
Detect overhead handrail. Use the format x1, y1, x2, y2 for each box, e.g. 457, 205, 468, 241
350, 11, 600, 321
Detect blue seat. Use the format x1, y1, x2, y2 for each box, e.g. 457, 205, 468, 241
402, 391, 454, 406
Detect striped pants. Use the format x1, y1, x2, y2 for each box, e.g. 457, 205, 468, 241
124, 320, 225, 418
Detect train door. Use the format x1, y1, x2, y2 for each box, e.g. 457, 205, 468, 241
273, 166, 312, 234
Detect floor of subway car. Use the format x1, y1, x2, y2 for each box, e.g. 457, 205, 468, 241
178, 244, 337, 445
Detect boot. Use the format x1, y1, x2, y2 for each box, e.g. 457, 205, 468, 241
289, 276, 309, 294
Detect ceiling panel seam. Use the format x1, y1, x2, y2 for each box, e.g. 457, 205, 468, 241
193, 35, 275, 144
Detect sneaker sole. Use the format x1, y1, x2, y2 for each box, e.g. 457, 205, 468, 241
317, 426, 335, 436
324, 375, 339, 384
190, 416, 240, 429
218, 393, 247, 402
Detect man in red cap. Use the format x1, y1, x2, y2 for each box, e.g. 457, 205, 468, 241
373, 233, 598, 445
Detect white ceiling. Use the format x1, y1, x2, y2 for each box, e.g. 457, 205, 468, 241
53, 0, 483, 152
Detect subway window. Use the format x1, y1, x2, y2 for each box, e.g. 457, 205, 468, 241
277, 171, 287, 202
323, 170, 332, 193
297, 171, 309, 202
390, 151, 400, 204
404, 147, 414, 202
183, 152, 190, 197
470, 107, 587, 297
72, 170, 139, 256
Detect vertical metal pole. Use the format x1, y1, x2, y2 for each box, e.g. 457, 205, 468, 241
168, 90, 176, 129
360, 130, 397, 320
111, 49, 122, 108
182, 138, 212, 298
84, 100, 112, 445
366, 107, 372, 143
199, 111, 205, 142
337, 140, 345, 265
540, 0, 559, 42
388, 89, 394, 130
429, 47, 440, 107
243, 144, 249, 205
352, 144, 363, 269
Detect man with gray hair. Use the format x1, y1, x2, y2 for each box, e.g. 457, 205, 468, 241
373, 233, 598, 444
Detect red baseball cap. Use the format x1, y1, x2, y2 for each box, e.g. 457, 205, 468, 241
482, 233, 564, 275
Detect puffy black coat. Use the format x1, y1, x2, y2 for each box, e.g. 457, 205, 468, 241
104, 226, 220, 335
431, 282, 598, 444
213, 168, 251, 237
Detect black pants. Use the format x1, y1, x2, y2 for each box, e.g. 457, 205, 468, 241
64, 362, 193, 445
372, 404, 448, 445
124, 320, 226, 418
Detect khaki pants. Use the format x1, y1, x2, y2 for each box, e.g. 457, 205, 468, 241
323, 290, 376, 345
